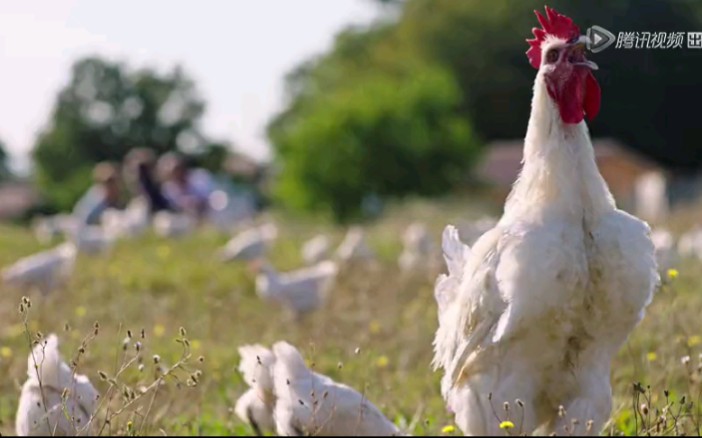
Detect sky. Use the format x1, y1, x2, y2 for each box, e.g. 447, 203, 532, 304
0, 0, 380, 172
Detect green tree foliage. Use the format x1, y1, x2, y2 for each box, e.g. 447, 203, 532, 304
270, 0, 702, 221
397, 0, 702, 171
269, 25, 480, 222
0, 140, 11, 181
33, 57, 207, 210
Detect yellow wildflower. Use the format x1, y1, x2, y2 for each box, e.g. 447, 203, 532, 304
667, 268, 679, 280
499, 420, 515, 430
153, 324, 166, 338
441, 425, 456, 434
0, 346, 12, 359
369, 320, 382, 335
647, 352, 658, 362
376, 355, 389, 368
688, 335, 702, 347
75, 306, 87, 318
191, 339, 202, 351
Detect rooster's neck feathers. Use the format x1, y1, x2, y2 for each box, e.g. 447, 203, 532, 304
503, 73, 615, 223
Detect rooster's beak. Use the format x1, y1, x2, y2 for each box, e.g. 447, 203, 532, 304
569, 35, 599, 70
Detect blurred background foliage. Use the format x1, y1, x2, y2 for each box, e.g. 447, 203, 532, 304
23, 0, 702, 221
268, 0, 702, 220
0, 140, 10, 182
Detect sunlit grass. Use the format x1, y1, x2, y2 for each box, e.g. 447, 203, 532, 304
0, 198, 700, 435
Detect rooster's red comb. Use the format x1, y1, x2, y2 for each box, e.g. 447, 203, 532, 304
526, 6, 581, 69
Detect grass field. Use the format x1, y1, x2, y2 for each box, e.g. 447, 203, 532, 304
1, 198, 702, 436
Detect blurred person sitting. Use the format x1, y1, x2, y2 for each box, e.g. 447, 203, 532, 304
157, 152, 216, 218
123, 147, 173, 214
73, 162, 123, 225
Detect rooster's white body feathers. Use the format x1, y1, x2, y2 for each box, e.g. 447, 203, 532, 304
433, 61, 658, 436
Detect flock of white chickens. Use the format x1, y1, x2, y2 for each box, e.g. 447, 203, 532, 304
4, 191, 489, 435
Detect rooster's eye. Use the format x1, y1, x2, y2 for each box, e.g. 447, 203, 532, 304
546, 49, 559, 64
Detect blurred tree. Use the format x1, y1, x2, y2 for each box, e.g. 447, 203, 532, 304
189, 142, 230, 174
33, 57, 207, 210
0, 140, 11, 181
270, 63, 478, 222
271, 0, 702, 219
396, 0, 702, 171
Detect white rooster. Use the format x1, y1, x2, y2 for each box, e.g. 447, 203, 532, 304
301, 234, 332, 266
432, 7, 658, 436
16, 334, 99, 436
218, 223, 278, 262
235, 344, 277, 435
255, 260, 338, 320
2, 242, 77, 295
272, 341, 400, 436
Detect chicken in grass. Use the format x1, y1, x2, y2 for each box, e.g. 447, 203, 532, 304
2, 242, 77, 295
335, 226, 375, 263
432, 7, 658, 436
398, 222, 436, 273
218, 223, 278, 263
254, 260, 338, 320
235, 344, 277, 436
16, 334, 99, 436
152, 210, 195, 238
272, 341, 401, 436
301, 234, 332, 266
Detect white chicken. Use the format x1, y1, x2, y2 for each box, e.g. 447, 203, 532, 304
432, 7, 658, 436
32, 214, 77, 245
255, 260, 338, 319
234, 344, 277, 435
2, 242, 77, 295
152, 211, 195, 238
272, 341, 400, 436
335, 226, 375, 263
650, 228, 679, 274
101, 198, 150, 240
398, 222, 436, 273
16, 334, 99, 436
301, 234, 332, 265
218, 223, 278, 262
62, 223, 115, 255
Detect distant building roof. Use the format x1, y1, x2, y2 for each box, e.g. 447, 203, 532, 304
476, 137, 661, 187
